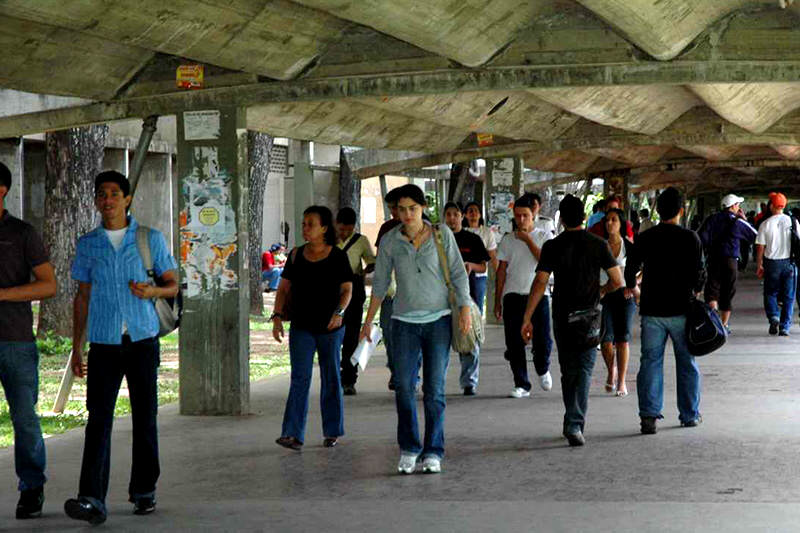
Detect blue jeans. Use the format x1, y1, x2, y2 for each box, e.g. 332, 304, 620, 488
469, 274, 488, 314
763, 258, 796, 332
262, 268, 283, 290
380, 297, 395, 382
638, 315, 702, 424
391, 316, 451, 459
551, 335, 596, 435
80, 337, 160, 513
281, 327, 345, 443
0, 342, 46, 491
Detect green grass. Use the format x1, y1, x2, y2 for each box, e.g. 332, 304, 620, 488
0, 321, 290, 449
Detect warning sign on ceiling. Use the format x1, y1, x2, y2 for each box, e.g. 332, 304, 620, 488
177, 64, 204, 90
477, 133, 494, 147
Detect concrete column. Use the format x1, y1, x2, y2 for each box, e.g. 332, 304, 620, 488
293, 140, 314, 247
104, 148, 129, 176
379, 174, 390, 221
131, 153, 173, 242
485, 157, 523, 324
176, 107, 250, 415
0, 138, 23, 218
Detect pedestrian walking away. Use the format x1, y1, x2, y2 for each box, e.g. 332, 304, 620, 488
65, 171, 178, 525
521, 194, 622, 447
272, 205, 353, 451
361, 184, 472, 475
698, 193, 757, 332
0, 162, 57, 520
336, 207, 376, 395
754, 192, 800, 336
444, 202, 490, 395
625, 187, 705, 436
495, 194, 555, 399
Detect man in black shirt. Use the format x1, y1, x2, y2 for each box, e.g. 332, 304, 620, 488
625, 187, 705, 435
444, 202, 490, 395
0, 163, 57, 519
522, 195, 622, 446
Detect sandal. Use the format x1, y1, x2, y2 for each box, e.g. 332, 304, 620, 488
605, 381, 617, 394
323, 437, 338, 448
276, 436, 303, 451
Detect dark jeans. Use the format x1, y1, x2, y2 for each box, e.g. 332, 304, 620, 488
391, 316, 451, 459
0, 342, 46, 491
282, 326, 345, 442
341, 277, 366, 387
381, 297, 395, 383
502, 293, 552, 390
469, 274, 488, 314
763, 258, 796, 332
79, 336, 160, 513
552, 330, 596, 435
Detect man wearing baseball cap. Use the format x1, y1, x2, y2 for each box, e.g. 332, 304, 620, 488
698, 193, 757, 332
755, 192, 799, 336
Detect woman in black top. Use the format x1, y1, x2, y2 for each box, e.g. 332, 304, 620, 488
271, 206, 353, 450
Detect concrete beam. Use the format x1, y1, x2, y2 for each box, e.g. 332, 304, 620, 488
6, 61, 800, 137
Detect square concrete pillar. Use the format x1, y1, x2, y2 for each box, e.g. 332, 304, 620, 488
176, 107, 250, 415
292, 140, 314, 248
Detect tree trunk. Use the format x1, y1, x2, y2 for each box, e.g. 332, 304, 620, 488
38, 125, 109, 337
338, 147, 360, 227
247, 131, 273, 316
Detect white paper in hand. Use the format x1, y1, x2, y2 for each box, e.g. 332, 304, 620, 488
351, 327, 382, 372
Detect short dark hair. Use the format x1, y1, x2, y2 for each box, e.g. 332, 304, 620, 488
593, 199, 607, 213
464, 201, 484, 226
639, 208, 649, 217
513, 194, 535, 211
336, 207, 357, 225
384, 188, 400, 206
393, 184, 427, 206
656, 187, 683, 220
559, 194, 585, 228
0, 162, 10, 191
443, 201, 461, 213
95, 170, 130, 197
303, 205, 337, 245
527, 193, 542, 206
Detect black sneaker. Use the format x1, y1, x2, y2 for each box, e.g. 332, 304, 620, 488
64, 497, 107, 525
780, 330, 790, 337
769, 321, 779, 335
343, 385, 357, 396
387, 380, 396, 391
463, 386, 476, 396
681, 415, 703, 428
16, 487, 43, 519
132, 496, 156, 515
640, 416, 658, 435
563, 431, 585, 447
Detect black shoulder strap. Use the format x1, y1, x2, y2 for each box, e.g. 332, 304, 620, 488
342, 233, 361, 254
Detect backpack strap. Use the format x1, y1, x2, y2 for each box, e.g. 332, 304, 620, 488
432, 225, 456, 307
341, 232, 361, 254
135, 225, 156, 282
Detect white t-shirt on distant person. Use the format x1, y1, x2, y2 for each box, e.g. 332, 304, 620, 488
497, 228, 552, 296
756, 214, 800, 260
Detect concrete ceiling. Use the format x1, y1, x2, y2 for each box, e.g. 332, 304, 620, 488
1, 0, 800, 193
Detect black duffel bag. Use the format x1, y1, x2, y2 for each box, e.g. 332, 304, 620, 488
686, 298, 727, 356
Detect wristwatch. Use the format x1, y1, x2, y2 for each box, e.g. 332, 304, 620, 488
335, 308, 345, 317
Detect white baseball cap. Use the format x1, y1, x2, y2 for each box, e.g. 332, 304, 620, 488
721, 194, 744, 208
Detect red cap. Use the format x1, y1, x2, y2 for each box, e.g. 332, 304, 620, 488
769, 192, 787, 209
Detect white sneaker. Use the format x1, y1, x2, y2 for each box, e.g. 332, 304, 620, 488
509, 387, 530, 398
422, 456, 441, 474
397, 453, 418, 474
539, 371, 553, 391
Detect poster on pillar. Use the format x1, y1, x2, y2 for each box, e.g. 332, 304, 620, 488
493, 158, 514, 187
489, 192, 515, 236
179, 146, 238, 299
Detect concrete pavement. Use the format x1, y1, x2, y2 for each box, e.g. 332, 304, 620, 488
2, 276, 800, 532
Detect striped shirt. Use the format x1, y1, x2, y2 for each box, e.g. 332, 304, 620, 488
71, 216, 177, 344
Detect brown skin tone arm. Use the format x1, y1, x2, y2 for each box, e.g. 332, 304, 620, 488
755, 244, 765, 279
0, 262, 57, 302
326, 281, 353, 331
70, 282, 91, 378
521, 271, 550, 341
129, 270, 178, 299
515, 231, 542, 260
494, 261, 508, 319
359, 294, 384, 342
271, 278, 291, 342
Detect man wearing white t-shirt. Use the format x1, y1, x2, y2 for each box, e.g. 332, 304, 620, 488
495, 194, 555, 398
755, 192, 800, 336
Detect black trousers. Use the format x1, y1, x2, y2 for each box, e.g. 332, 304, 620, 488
502, 293, 552, 390
79, 336, 160, 506
341, 276, 366, 386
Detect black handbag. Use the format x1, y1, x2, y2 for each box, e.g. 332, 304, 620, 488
555, 306, 602, 353
685, 298, 727, 356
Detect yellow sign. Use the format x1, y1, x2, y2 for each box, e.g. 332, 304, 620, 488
176, 64, 204, 90
199, 207, 219, 226
477, 133, 494, 147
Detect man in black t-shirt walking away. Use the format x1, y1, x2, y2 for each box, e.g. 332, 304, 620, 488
625, 187, 705, 435
522, 195, 622, 447
444, 202, 490, 395
0, 163, 57, 519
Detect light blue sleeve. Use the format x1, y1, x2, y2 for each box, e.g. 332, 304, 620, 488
71, 236, 91, 283
150, 229, 178, 276
442, 226, 472, 308
371, 237, 393, 300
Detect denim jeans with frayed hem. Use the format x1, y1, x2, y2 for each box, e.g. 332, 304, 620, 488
281, 327, 346, 443
391, 316, 451, 459
637, 315, 702, 424
763, 258, 796, 332
0, 342, 46, 491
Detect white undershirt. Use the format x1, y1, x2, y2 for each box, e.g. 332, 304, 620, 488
105, 227, 129, 333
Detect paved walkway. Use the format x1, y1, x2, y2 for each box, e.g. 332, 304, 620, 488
2, 277, 800, 532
